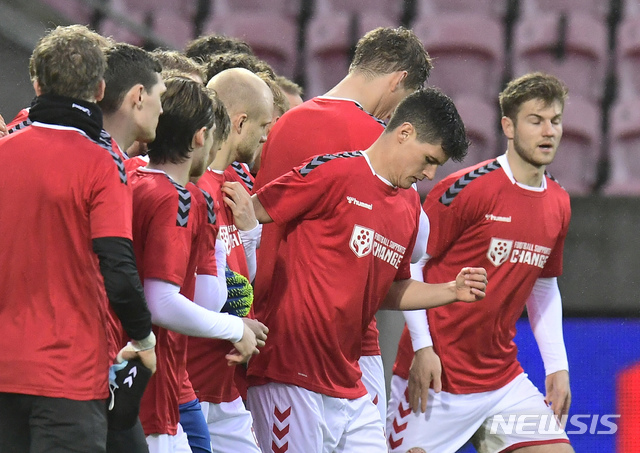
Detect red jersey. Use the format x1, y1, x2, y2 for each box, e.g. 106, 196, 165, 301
248, 152, 420, 399
186, 168, 249, 404
0, 123, 132, 401
225, 161, 255, 193
254, 97, 386, 356
5, 108, 30, 134
393, 155, 571, 394
128, 168, 207, 435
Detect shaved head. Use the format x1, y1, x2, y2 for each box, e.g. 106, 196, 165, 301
207, 67, 272, 118
207, 68, 273, 164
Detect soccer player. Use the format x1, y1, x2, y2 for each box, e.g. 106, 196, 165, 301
122, 76, 267, 453
253, 26, 433, 423
387, 73, 574, 453
185, 34, 254, 64
0, 24, 155, 453
99, 43, 165, 161
238, 88, 486, 453
187, 67, 273, 453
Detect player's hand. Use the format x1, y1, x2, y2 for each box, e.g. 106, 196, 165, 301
226, 318, 269, 366
222, 267, 253, 317
545, 370, 571, 426
408, 346, 442, 413
116, 343, 157, 375
455, 267, 487, 302
221, 181, 258, 231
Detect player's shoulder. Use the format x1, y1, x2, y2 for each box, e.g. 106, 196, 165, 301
543, 171, 572, 201
296, 151, 365, 177
430, 158, 503, 207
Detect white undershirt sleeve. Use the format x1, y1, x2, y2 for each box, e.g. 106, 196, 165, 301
403, 253, 434, 351
194, 240, 228, 312
239, 222, 261, 282
526, 277, 569, 375
411, 208, 430, 264
144, 278, 243, 342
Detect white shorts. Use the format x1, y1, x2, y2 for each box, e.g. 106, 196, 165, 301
386, 373, 570, 453
146, 423, 191, 453
247, 382, 387, 453
200, 398, 260, 453
359, 354, 387, 424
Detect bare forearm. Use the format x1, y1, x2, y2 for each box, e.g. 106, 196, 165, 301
252, 194, 273, 224
381, 279, 457, 311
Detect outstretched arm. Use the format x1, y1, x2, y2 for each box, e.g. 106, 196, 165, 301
381, 267, 487, 311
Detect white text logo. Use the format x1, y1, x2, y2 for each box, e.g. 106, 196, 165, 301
489, 414, 620, 435
346, 196, 372, 210
485, 213, 512, 223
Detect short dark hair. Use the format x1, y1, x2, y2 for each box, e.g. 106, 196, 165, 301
99, 43, 162, 114
184, 34, 254, 63
386, 88, 469, 162
349, 27, 432, 91
499, 72, 568, 122
147, 77, 215, 165
29, 25, 108, 100
204, 51, 275, 83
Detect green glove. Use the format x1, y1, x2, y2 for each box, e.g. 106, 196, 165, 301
223, 267, 253, 317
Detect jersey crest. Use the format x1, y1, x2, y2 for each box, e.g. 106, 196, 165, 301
299, 151, 362, 177
487, 238, 513, 267
349, 225, 374, 258
440, 160, 501, 206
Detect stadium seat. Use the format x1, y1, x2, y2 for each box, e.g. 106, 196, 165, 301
414, 0, 506, 18
213, 0, 302, 18
203, 13, 298, 78
413, 13, 504, 102
616, 14, 640, 99
313, 0, 404, 22
305, 13, 396, 97
513, 11, 608, 102
546, 96, 601, 195
417, 95, 500, 197
41, 0, 94, 25
519, 0, 611, 21
604, 97, 640, 195
152, 10, 195, 49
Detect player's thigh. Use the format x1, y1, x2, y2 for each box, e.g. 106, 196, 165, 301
511, 444, 575, 453
359, 354, 387, 422
473, 374, 571, 453
202, 397, 260, 453
30, 396, 107, 453
247, 383, 326, 453
386, 375, 487, 453
0, 393, 30, 453
336, 394, 387, 453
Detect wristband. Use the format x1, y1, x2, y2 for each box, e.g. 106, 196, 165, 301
130, 331, 156, 351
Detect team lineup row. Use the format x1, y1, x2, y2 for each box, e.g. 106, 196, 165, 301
0, 22, 573, 453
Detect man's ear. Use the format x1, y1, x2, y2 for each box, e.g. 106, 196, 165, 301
33, 80, 43, 96
501, 116, 514, 140
94, 79, 106, 102
390, 70, 408, 93
233, 113, 247, 134
192, 126, 207, 149
397, 122, 414, 143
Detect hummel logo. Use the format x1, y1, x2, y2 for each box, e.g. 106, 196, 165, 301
485, 214, 512, 223
72, 103, 91, 116
346, 196, 372, 210
123, 366, 137, 388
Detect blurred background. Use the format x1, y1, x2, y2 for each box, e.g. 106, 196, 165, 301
1, 0, 639, 451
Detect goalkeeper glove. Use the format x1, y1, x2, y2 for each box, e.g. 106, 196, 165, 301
223, 267, 253, 317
